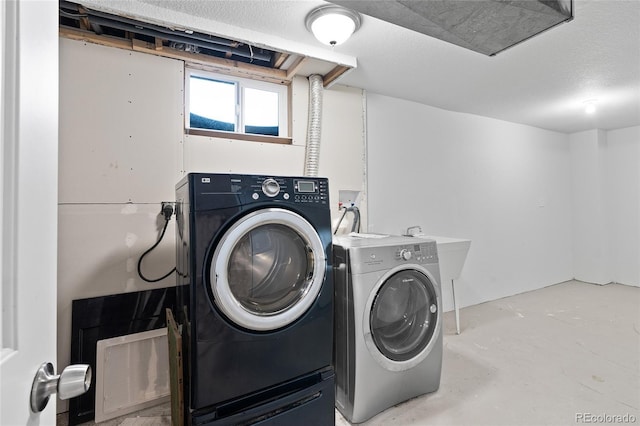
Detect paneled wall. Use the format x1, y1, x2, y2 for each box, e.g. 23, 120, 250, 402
58, 38, 365, 412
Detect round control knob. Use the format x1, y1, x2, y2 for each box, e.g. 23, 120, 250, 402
262, 178, 280, 197
399, 249, 412, 261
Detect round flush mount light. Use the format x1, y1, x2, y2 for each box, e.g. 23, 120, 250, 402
305, 5, 362, 46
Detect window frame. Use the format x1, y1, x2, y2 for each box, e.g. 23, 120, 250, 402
185, 68, 291, 144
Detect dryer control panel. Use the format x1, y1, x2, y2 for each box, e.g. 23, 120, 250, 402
292, 178, 329, 205
185, 173, 330, 211
247, 176, 329, 205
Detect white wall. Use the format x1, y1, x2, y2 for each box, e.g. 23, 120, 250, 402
319, 84, 368, 230
571, 126, 640, 287
365, 93, 574, 310
570, 130, 610, 284
57, 38, 365, 412
607, 126, 640, 287
58, 38, 183, 413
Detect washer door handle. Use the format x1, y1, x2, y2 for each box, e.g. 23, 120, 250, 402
30, 362, 92, 412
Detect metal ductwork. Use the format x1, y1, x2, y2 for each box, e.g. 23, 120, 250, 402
59, 1, 275, 66
304, 75, 324, 177
329, 0, 573, 56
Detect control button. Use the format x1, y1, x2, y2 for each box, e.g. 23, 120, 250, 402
283, 193, 290, 200
252, 193, 259, 200
430, 304, 437, 313
399, 249, 412, 261
262, 178, 280, 197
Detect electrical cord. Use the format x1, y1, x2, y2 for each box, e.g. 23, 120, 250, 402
137, 204, 176, 283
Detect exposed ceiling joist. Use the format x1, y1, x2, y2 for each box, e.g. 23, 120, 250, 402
59, 1, 354, 87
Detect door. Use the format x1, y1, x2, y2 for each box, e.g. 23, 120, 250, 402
1, 0, 59, 424
363, 266, 441, 371
210, 208, 326, 331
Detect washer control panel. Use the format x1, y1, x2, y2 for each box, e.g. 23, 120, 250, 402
399, 249, 412, 261
343, 240, 439, 275
394, 243, 438, 264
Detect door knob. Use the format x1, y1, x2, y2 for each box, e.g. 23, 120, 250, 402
30, 362, 92, 413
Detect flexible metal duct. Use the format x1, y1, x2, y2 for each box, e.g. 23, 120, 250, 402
304, 75, 324, 177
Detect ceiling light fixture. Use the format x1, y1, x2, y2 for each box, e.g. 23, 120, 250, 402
583, 99, 598, 114
305, 5, 361, 46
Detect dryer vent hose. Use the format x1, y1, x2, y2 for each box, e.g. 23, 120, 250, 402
304, 74, 323, 177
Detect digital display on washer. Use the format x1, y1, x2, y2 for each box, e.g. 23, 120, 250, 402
296, 180, 316, 193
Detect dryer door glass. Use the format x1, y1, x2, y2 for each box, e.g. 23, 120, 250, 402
211, 208, 326, 331
370, 270, 438, 361
227, 223, 313, 314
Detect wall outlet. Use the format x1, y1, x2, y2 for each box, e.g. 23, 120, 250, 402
339, 190, 361, 207
160, 202, 175, 218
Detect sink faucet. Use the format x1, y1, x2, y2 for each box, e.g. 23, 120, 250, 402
405, 225, 422, 236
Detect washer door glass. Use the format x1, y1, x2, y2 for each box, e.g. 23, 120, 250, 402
211, 208, 326, 331
370, 270, 438, 362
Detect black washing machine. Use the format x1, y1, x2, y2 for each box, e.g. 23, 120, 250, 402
175, 173, 334, 425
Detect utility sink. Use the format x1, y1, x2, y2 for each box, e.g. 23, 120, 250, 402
410, 233, 471, 334
420, 236, 471, 283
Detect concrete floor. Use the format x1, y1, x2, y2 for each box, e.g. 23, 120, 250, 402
336, 280, 640, 425
59, 280, 640, 425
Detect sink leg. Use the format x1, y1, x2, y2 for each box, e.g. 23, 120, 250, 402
451, 279, 460, 334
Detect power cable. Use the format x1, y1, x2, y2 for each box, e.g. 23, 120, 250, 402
137, 203, 176, 283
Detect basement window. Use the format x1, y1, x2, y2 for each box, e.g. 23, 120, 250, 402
186, 69, 289, 143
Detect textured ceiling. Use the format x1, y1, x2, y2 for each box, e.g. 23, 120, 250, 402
329, 0, 573, 56
78, 0, 640, 134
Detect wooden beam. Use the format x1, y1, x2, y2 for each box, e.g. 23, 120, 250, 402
59, 27, 292, 85
60, 26, 133, 51
78, 7, 91, 31
285, 56, 307, 80
59, 26, 352, 87
323, 65, 353, 88
273, 52, 289, 69
130, 39, 289, 83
